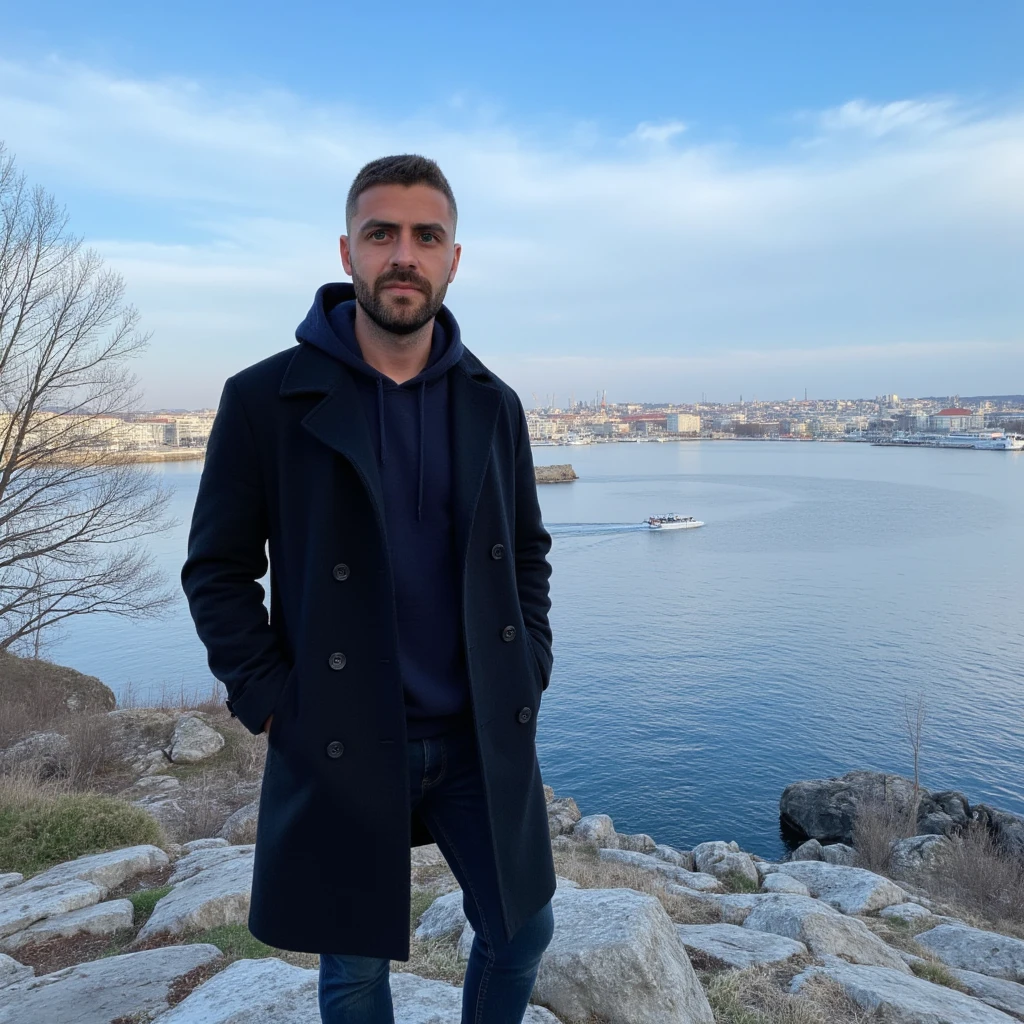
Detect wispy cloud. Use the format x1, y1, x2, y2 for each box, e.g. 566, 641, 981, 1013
0, 57, 1020, 406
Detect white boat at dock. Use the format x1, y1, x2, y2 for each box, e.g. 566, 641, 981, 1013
644, 513, 704, 530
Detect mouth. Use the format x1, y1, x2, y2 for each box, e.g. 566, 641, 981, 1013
381, 282, 425, 294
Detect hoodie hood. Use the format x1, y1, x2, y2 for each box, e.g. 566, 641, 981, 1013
295, 281, 464, 385
295, 282, 464, 523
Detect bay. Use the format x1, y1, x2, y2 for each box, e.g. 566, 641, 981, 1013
46, 440, 1024, 859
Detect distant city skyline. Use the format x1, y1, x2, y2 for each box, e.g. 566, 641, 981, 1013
1, 4, 1021, 407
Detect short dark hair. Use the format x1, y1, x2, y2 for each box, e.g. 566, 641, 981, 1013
345, 154, 457, 230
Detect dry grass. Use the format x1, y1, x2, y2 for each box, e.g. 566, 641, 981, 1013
851, 797, 914, 875
706, 966, 876, 1024
176, 769, 229, 844
118, 676, 223, 713
552, 843, 719, 925
935, 822, 1024, 935
909, 960, 967, 991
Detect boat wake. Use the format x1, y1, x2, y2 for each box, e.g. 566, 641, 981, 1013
546, 523, 650, 537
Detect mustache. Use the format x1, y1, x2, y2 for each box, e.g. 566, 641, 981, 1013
375, 269, 431, 294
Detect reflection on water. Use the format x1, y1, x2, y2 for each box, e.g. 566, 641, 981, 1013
47, 442, 1024, 857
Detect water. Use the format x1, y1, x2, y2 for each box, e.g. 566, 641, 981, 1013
47, 441, 1024, 858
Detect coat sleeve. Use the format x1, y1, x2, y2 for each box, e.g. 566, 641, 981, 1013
511, 393, 554, 689
180, 376, 291, 735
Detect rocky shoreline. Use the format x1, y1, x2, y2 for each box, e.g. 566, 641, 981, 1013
2, 674, 1024, 1021
534, 463, 578, 484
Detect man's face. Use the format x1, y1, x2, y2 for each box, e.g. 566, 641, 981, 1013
340, 184, 461, 336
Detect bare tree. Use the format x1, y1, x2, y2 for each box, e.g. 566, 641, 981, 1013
0, 142, 175, 653
904, 692, 927, 832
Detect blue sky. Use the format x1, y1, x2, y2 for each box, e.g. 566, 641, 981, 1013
2, 2, 1021, 407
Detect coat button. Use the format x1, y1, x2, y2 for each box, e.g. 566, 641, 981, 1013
517, 706, 532, 725
491, 543, 504, 560
328, 652, 347, 670
501, 625, 517, 642
326, 740, 344, 758
332, 563, 350, 581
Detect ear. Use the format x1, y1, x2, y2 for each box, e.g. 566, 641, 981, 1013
339, 234, 353, 276
447, 242, 462, 284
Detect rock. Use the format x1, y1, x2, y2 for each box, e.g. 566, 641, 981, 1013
880, 902, 935, 923
534, 464, 577, 484
682, 892, 764, 924
890, 834, 954, 881
106, 708, 179, 760
918, 811, 958, 836
136, 846, 255, 942
546, 797, 581, 838
665, 873, 723, 893
570, 814, 618, 848
532, 887, 713, 1023
462, 887, 712, 1022
692, 842, 759, 886
219, 801, 259, 844
1, 899, 134, 951
0, 953, 32, 990
780, 770, 925, 842
932, 791, 972, 827
761, 874, 810, 896
741, 893, 911, 972
150, 956, 318, 1023
949, 969, 1024, 1018
168, 843, 253, 883
0, 731, 72, 775
170, 714, 225, 763
916, 924, 1024, 982
182, 837, 230, 853
16, 844, 169, 896
415, 890, 466, 941
677, 923, 807, 968
765, 861, 908, 914
393, 972, 560, 1022
598, 848, 717, 889
974, 805, 1024, 858
0, 943, 223, 1024
822, 843, 857, 866
616, 832, 657, 854
790, 839, 823, 861
791, 957, 1016, 1023
0, 878, 105, 940
0, 878, 21, 895
652, 845, 696, 871
543, 784, 555, 802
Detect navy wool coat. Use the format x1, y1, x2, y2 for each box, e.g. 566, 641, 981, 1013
180, 340, 557, 958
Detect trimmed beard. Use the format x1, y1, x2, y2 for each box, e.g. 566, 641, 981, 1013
351, 267, 447, 337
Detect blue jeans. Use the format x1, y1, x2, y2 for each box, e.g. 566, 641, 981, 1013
318, 724, 555, 1024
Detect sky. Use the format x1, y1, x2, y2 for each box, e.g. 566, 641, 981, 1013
1, 2, 1022, 408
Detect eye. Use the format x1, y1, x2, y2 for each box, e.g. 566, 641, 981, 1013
370, 229, 388, 241
420, 232, 436, 243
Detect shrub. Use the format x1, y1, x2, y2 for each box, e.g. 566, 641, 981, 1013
939, 821, 1024, 931
0, 770, 165, 876
851, 796, 914, 875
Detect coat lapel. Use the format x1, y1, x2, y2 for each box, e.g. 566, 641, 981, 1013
450, 362, 503, 564
280, 344, 385, 523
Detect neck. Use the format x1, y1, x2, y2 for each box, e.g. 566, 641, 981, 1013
353, 305, 433, 385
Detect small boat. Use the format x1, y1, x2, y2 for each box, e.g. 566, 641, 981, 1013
644, 513, 704, 530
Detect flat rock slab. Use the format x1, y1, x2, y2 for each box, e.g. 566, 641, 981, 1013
0, 943, 223, 1024
0, 878, 21, 895
761, 873, 810, 896
151, 956, 318, 1022
599, 848, 719, 888
0, 953, 32, 990
0, 878, 105, 940
137, 847, 254, 941
791, 958, 1017, 1023
665, 872, 723, 893
677, 923, 806, 968
766, 861, 908, 914
880, 902, 935, 923
1, 898, 134, 951
916, 924, 1024, 982
950, 968, 1024, 1018
16, 844, 169, 896
168, 844, 255, 885
390, 972, 560, 1023
530, 886, 714, 1023
741, 893, 910, 973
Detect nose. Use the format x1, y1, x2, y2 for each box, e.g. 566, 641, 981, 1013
390, 229, 419, 269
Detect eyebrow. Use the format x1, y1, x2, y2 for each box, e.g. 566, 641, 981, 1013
359, 218, 448, 238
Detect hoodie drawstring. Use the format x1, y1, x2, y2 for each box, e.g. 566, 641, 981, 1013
417, 380, 425, 522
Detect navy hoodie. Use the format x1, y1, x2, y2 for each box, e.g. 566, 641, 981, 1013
296, 282, 471, 739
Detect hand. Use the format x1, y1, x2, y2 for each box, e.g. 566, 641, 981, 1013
262, 713, 273, 735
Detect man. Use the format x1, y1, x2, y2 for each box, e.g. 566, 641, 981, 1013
181, 154, 557, 1023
